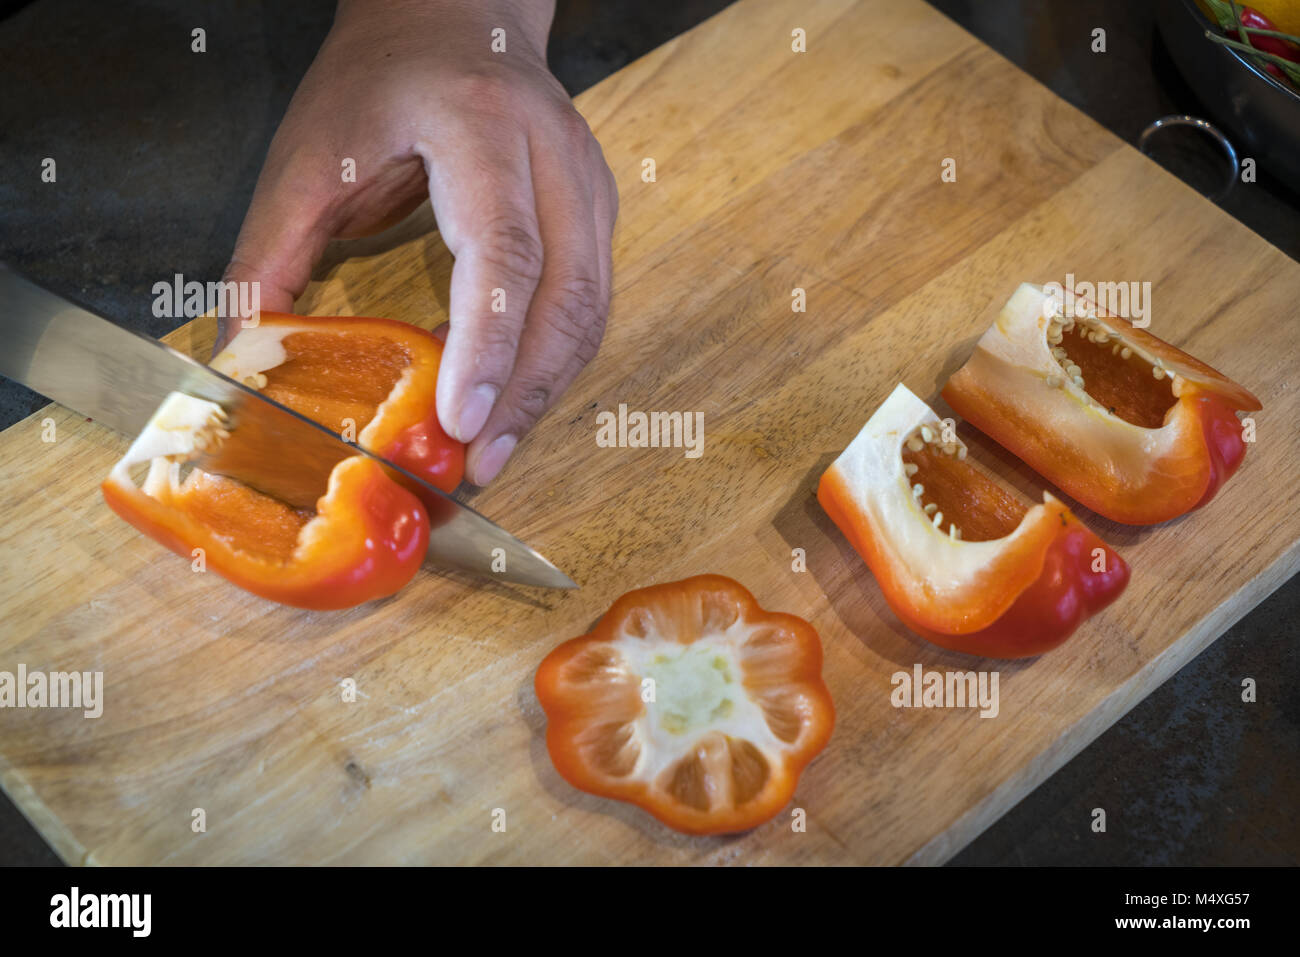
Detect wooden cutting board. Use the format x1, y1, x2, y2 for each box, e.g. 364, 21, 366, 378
2, 0, 1297, 865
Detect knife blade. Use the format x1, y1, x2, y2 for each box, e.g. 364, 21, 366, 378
0, 263, 576, 589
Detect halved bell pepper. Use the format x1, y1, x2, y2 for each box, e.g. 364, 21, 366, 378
942, 284, 1261, 525
818, 384, 1129, 658
210, 314, 465, 496
101, 314, 465, 609
535, 575, 834, 835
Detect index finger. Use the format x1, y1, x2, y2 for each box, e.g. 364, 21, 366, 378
421, 127, 542, 445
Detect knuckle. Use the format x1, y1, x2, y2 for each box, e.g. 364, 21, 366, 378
498, 368, 563, 432
513, 383, 554, 423
540, 273, 604, 350
477, 212, 545, 285
582, 140, 619, 225
555, 107, 594, 147
577, 310, 607, 365
455, 71, 515, 114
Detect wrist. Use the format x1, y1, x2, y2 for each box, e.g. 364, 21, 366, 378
335, 0, 554, 58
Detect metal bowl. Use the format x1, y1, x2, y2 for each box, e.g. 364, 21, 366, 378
1156, 0, 1300, 184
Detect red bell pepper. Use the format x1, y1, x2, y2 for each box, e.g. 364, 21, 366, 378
535, 575, 834, 835
102, 314, 465, 609
818, 384, 1129, 658
210, 314, 464, 495
941, 284, 1260, 525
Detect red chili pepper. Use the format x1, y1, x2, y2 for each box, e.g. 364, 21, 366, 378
1229, 7, 1300, 63
1204, 0, 1300, 77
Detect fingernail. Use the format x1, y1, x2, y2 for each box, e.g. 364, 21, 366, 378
456, 384, 497, 442
475, 434, 517, 485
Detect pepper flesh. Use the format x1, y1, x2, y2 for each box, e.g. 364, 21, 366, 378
941, 284, 1260, 525
211, 314, 464, 497
817, 383, 1129, 658
535, 575, 834, 835
102, 314, 464, 609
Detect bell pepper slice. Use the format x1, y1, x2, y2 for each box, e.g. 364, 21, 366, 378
535, 575, 834, 835
102, 314, 465, 609
941, 284, 1261, 524
817, 383, 1129, 658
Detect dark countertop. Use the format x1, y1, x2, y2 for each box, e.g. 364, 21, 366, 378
0, 0, 1295, 866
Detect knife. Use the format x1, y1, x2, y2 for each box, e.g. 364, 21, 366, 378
0, 263, 577, 589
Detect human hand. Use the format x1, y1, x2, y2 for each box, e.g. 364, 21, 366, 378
220, 0, 618, 485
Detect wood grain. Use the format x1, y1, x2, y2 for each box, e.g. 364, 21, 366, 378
1, 0, 1297, 865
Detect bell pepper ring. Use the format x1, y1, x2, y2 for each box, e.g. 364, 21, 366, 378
817, 383, 1129, 658
101, 314, 466, 609
535, 575, 834, 835
941, 284, 1261, 525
